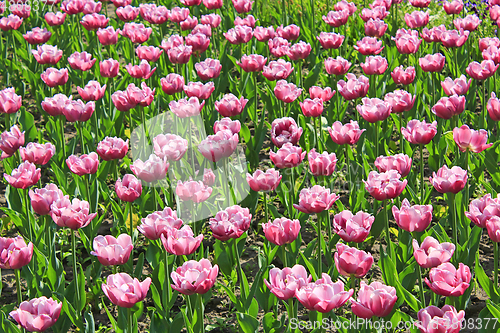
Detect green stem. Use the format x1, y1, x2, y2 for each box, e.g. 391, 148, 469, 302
449, 192, 458, 261
287, 298, 294, 332
78, 121, 86, 154
383, 199, 392, 259
399, 111, 404, 154
59, 116, 66, 159
164, 250, 171, 318
413, 232, 426, 307
197, 293, 205, 333
375, 121, 379, 159
282, 245, 287, 267
44, 215, 52, 259
317, 214, 322, 275
494, 241, 499, 291
128, 202, 134, 242
71, 229, 80, 320
313, 117, 320, 152
233, 238, 247, 301
289, 168, 295, 218
23, 189, 32, 242
263, 191, 269, 224
326, 211, 332, 255
420, 144, 424, 204
84, 174, 91, 211
128, 307, 133, 333
15, 268, 22, 304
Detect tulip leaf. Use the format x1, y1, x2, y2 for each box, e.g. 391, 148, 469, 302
0, 310, 20, 333
237, 312, 259, 333
486, 300, 500, 320
62, 298, 85, 331
475, 257, 500, 303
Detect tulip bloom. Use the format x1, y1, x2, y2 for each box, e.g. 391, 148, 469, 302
394, 33, 422, 54
214, 94, 248, 117
41, 68, 68, 87
246, 169, 282, 192
116, 5, 139, 21
262, 59, 293, 81
77, 81, 106, 101
0, 236, 33, 269
170, 97, 205, 118
263, 217, 301, 246
184, 82, 215, 100
195, 58, 222, 80
415, 305, 465, 333
274, 80, 302, 103
293, 185, 339, 214
66, 153, 99, 176
364, 170, 407, 201
405, 10, 429, 28
4, 161, 40, 189
160, 74, 185, 95
153, 133, 188, 161
9, 297, 62, 332
96, 137, 129, 161
20, 142, 55, 165
270, 117, 303, 147
91, 234, 133, 266
176, 180, 212, 203
354, 36, 384, 55
120, 22, 152, 43
360, 56, 388, 75
300, 98, 324, 117
50, 197, 97, 230
357, 97, 391, 122
237, 54, 267, 72
264, 265, 312, 300
0, 15, 23, 31
224, 25, 253, 44
464, 194, 497, 228
375, 154, 412, 177
268, 37, 290, 58
364, 18, 388, 37
130, 154, 169, 183
198, 130, 239, 163
0, 124, 25, 159
419, 53, 445, 72
391, 66, 416, 85
454, 14, 481, 31
288, 41, 311, 61
441, 75, 471, 96
325, 56, 351, 75
309, 86, 335, 102
125, 60, 156, 80
115, 174, 142, 202
31, 44, 63, 65
323, 9, 350, 27
488, 92, 500, 121
67, 51, 96, 71
100, 59, 120, 78
308, 149, 337, 176
334, 243, 373, 278
214, 118, 241, 135
317, 32, 344, 49
421, 25, 446, 43
333, 210, 374, 243
337, 73, 369, 100
270, 143, 306, 169
453, 125, 492, 153
431, 95, 466, 119
466, 60, 498, 80
161, 225, 203, 256
171, 259, 218, 295
0, 87, 21, 115
401, 119, 437, 145
429, 165, 467, 194
296, 273, 353, 313
444, 0, 463, 14
440, 28, 469, 48
203, 168, 216, 186
138, 207, 183, 240
350, 281, 397, 318
385, 89, 416, 114
209, 205, 252, 241
413, 236, 455, 268
45, 12, 66, 26
136, 45, 163, 62
360, 6, 388, 21
102, 273, 151, 308
392, 198, 432, 233
425, 262, 471, 297
328, 120, 365, 145
29, 183, 65, 216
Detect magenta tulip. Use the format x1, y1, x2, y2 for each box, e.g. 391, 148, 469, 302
102, 273, 151, 308
350, 281, 397, 318
91, 234, 133, 266
10, 297, 62, 332
333, 210, 374, 243
392, 198, 432, 232
425, 262, 471, 297
4, 161, 40, 189
50, 197, 97, 230
415, 305, 465, 333
293, 185, 339, 214
264, 265, 312, 300
161, 225, 203, 256
138, 207, 183, 240
171, 259, 218, 295
429, 165, 467, 194
209, 205, 252, 241
246, 169, 282, 192
453, 125, 492, 153
413, 236, 455, 268
262, 217, 300, 246
0, 236, 33, 269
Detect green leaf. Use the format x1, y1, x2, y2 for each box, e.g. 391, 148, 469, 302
237, 312, 259, 333
475, 254, 500, 302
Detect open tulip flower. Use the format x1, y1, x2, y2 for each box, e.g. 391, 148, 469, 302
10, 297, 62, 332
102, 273, 151, 308
171, 259, 218, 295
350, 281, 397, 318
265, 265, 311, 300
246, 169, 282, 192
209, 205, 252, 241
413, 236, 455, 268
161, 225, 203, 256
429, 165, 467, 194
333, 210, 374, 243
453, 125, 492, 153
364, 170, 407, 201
263, 217, 301, 246
334, 243, 373, 278
392, 198, 432, 233
91, 234, 133, 266
138, 207, 184, 240
293, 185, 339, 214
415, 305, 465, 333
425, 262, 471, 297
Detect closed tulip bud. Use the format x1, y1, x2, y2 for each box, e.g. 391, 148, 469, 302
429, 165, 467, 194
102, 273, 151, 308
209, 205, 252, 241
264, 265, 312, 300
9, 297, 62, 332
425, 263, 471, 297
161, 225, 203, 255
0, 236, 33, 269
293, 185, 339, 214
91, 234, 133, 266
431, 95, 465, 119
350, 281, 397, 318
263, 217, 301, 246
333, 210, 374, 243
325, 56, 351, 75
4, 161, 40, 189
171, 259, 218, 294
246, 169, 282, 192
413, 236, 455, 268
296, 274, 353, 313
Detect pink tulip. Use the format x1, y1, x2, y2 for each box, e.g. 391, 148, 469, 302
479, 37, 500, 52
130, 154, 169, 183
391, 66, 416, 85
440, 28, 469, 48
168, 45, 193, 64
419, 53, 445, 72
209, 205, 252, 241
11, 4, 30, 18
140, 4, 169, 24
83, 0, 101, 14
317, 32, 345, 49
262, 59, 293, 80
214, 117, 241, 134
482, 45, 500, 65
29, 184, 65, 216
333, 210, 374, 243
359, 6, 388, 21
322, 9, 350, 27
200, 13, 221, 28
262, 217, 300, 246
214, 93, 248, 117
171, 259, 218, 294
160, 74, 185, 95
309, 86, 335, 102
276, 24, 300, 41
364, 18, 388, 37
288, 41, 311, 61
20, 142, 55, 165
31, 44, 62, 65
334, 243, 373, 278
176, 180, 212, 203
40, 68, 68, 87
268, 37, 291, 58
337, 73, 369, 100
271, 117, 303, 147
186, 32, 210, 53
102, 273, 151, 308
491, 5, 500, 21
112, 91, 135, 112
81, 13, 108, 30
9, 297, 62, 332
429, 165, 467, 194
274, 80, 302, 103
421, 25, 446, 43
335, 0, 357, 13
237, 54, 267, 73
120, 22, 152, 43
183, 81, 214, 100
466, 60, 499, 80
234, 15, 256, 28
99, 58, 120, 78
308, 149, 337, 176
0, 236, 33, 269
264, 265, 312, 300
66, 152, 99, 176
0, 87, 22, 114
454, 14, 481, 31
0, 15, 23, 31
488, 92, 500, 121
293, 185, 339, 214
63, 100, 95, 122
415, 305, 465, 333
410, 0, 430, 6
401, 119, 437, 145
195, 58, 221, 80
444, 0, 463, 14
77, 81, 106, 102
384, 89, 415, 113
153, 133, 188, 161
41, 94, 70, 117
413, 236, 455, 268
360, 55, 388, 75
465, 194, 497, 228
198, 130, 239, 162
127, 83, 154, 107
392, 198, 432, 232
296, 273, 353, 313
486, 216, 500, 242
405, 10, 429, 28
116, 5, 139, 21
169, 97, 205, 118
4, 161, 40, 189
246, 169, 282, 192
161, 225, 203, 255
45, 12, 66, 26
270, 142, 306, 169
91, 234, 133, 266
253, 25, 275, 41
441, 75, 471, 96
115, 174, 142, 202
425, 262, 471, 297
203, 168, 216, 186
61, 0, 85, 14
160, 34, 183, 52
357, 97, 392, 123
453, 125, 492, 153
68, 51, 96, 71
224, 25, 253, 44
0, 124, 25, 159
135, 46, 163, 62
364, 170, 407, 201
50, 197, 97, 230
328, 120, 365, 145
375, 154, 412, 177
394, 33, 422, 54
125, 60, 156, 79
354, 36, 384, 55
232, 0, 253, 13
138, 207, 183, 240
350, 281, 397, 318
169, 6, 189, 22
431, 95, 466, 119
203, 0, 222, 9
